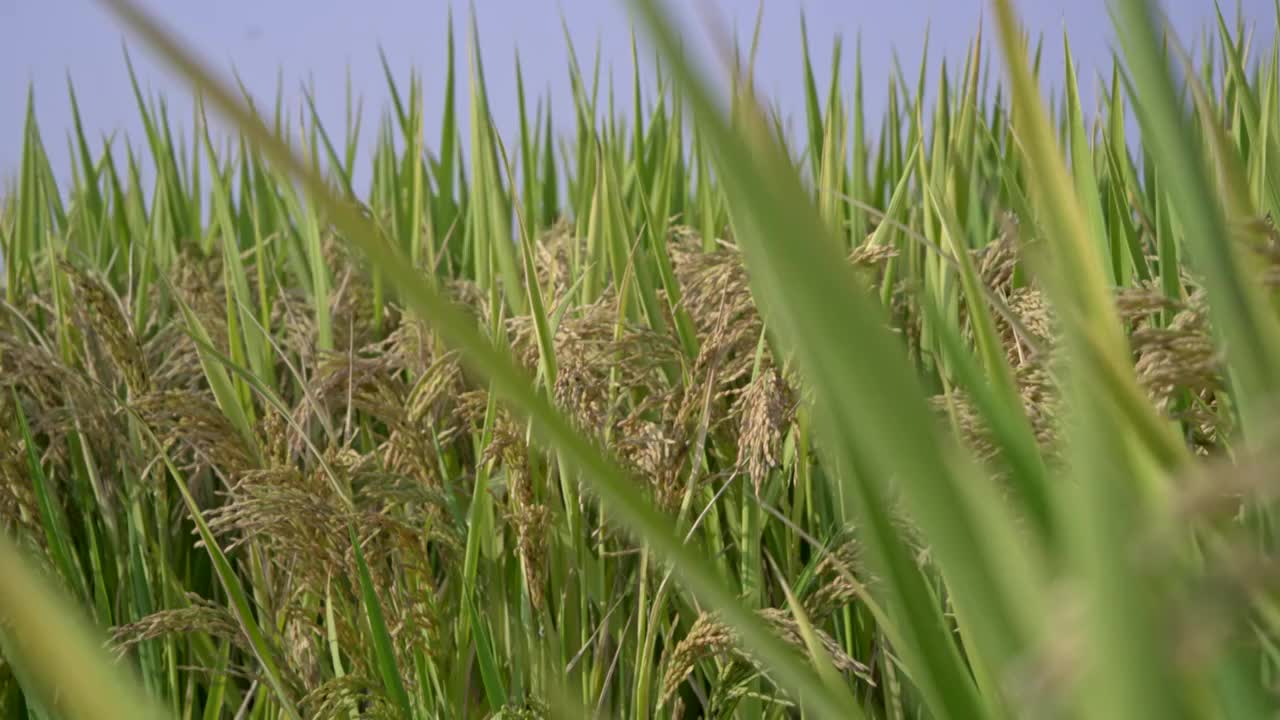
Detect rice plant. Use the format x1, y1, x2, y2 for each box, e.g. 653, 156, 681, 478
4, 0, 1280, 716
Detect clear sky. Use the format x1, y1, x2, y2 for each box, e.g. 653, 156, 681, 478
0, 0, 1273, 186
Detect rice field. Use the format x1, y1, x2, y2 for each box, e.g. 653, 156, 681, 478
5, 0, 1280, 717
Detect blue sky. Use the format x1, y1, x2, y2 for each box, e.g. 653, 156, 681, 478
0, 0, 1273, 185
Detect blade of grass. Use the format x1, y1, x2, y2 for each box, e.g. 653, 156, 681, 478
349, 526, 415, 718
1117, 0, 1280, 437
94, 2, 855, 716
0, 533, 170, 720
629, 1, 1048, 716
993, 1, 1193, 717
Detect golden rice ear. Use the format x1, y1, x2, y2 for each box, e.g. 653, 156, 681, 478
660, 607, 875, 709
736, 366, 792, 495
60, 259, 151, 396
108, 594, 247, 659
